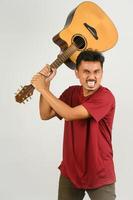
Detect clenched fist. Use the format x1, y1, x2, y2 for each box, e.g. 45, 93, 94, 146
31, 64, 57, 93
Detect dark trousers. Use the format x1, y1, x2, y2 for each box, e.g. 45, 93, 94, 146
58, 174, 116, 200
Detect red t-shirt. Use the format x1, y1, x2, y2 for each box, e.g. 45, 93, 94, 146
57, 85, 116, 189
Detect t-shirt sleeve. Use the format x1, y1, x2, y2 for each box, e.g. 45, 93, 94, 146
82, 91, 115, 122
55, 87, 70, 120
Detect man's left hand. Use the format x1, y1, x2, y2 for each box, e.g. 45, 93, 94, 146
31, 73, 48, 93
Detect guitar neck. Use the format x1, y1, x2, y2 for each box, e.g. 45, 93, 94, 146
50, 44, 77, 69
15, 44, 78, 103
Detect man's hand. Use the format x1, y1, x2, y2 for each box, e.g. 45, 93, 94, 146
31, 64, 57, 93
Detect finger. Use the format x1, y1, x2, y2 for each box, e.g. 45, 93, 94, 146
46, 68, 57, 81
51, 67, 57, 75
32, 74, 40, 80
39, 64, 51, 76
38, 72, 47, 77
39, 70, 50, 77
40, 66, 49, 73
31, 74, 43, 82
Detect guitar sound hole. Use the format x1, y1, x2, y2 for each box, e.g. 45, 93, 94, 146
73, 35, 86, 50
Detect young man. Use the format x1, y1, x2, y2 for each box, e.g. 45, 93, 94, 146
31, 50, 116, 200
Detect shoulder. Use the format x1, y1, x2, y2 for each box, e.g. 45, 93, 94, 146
59, 85, 80, 101
100, 86, 115, 104
88, 86, 115, 106
62, 85, 80, 94
101, 86, 115, 98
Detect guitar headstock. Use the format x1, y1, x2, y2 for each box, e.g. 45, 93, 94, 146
15, 84, 34, 104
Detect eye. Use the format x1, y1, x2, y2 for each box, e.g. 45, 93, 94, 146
94, 70, 101, 74
84, 70, 90, 74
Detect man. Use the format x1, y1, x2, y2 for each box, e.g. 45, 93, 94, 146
31, 50, 116, 200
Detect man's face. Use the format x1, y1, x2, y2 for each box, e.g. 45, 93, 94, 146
75, 60, 103, 94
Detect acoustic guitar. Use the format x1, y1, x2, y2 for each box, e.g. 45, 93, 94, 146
15, 1, 118, 103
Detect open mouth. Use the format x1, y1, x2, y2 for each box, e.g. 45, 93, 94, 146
87, 80, 96, 87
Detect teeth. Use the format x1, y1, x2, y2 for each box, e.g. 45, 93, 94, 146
87, 81, 95, 87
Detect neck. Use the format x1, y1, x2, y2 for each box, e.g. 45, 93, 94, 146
82, 85, 101, 97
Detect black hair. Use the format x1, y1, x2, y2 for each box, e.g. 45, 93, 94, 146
76, 50, 105, 69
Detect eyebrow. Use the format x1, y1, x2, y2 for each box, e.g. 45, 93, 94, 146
83, 69, 101, 72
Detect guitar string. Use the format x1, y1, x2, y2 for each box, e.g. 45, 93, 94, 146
51, 38, 85, 68
19, 38, 85, 102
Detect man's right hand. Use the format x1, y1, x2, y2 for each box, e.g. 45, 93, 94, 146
39, 64, 57, 83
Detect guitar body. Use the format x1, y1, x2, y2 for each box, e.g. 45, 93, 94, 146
53, 1, 118, 69
15, 1, 118, 103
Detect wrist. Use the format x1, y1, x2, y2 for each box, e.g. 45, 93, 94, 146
40, 87, 49, 94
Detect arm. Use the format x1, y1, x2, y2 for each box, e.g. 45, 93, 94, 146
31, 64, 57, 120
38, 77, 55, 120
39, 94, 56, 120
31, 66, 91, 121
40, 89, 91, 121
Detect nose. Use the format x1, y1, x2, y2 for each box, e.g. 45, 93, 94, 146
87, 73, 95, 80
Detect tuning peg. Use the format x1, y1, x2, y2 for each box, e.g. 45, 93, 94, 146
20, 85, 23, 89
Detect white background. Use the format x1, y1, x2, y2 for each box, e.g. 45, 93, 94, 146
0, 0, 132, 199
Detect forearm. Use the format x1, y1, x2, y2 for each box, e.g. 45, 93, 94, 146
39, 94, 54, 119
41, 89, 72, 120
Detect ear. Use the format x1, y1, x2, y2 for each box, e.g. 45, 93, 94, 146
74, 69, 79, 79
